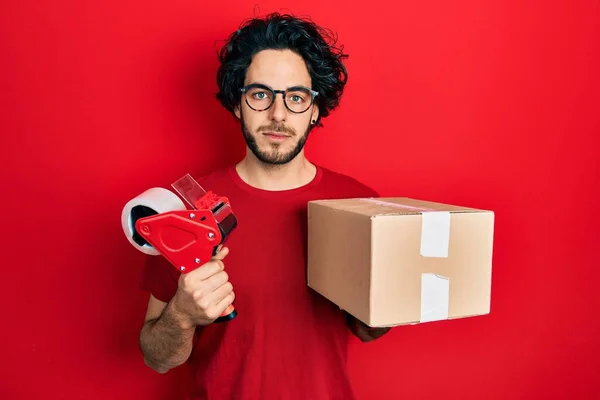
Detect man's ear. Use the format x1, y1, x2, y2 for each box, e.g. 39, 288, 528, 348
311, 106, 319, 125
234, 105, 241, 120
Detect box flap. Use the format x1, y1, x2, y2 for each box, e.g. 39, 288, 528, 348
308, 197, 490, 217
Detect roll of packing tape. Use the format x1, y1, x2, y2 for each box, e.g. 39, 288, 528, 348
121, 187, 186, 255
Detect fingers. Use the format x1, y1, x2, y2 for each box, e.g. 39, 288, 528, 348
185, 261, 220, 281
202, 270, 229, 293
199, 281, 234, 321
176, 244, 235, 323
188, 246, 229, 280
212, 246, 229, 261
210, 281, 234, 305
182, 246, 232, 292
213, 289, 235, 315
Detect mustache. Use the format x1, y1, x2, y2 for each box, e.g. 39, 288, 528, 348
257, 123, 296, 136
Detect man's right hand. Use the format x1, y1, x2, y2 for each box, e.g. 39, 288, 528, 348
170, 246, 235, 328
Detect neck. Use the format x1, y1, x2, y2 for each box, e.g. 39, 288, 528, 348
236, 151, 317, 191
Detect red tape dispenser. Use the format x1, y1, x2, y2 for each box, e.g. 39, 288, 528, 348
121, 173, 238, 323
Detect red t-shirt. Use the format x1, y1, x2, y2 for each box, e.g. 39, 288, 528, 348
139, 164, 379, 400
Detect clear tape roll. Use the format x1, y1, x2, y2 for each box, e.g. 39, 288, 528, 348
121, 187, 186, 255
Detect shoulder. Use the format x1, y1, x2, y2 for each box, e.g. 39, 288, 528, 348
193, 164, 234, 190
317, 165, 379, 198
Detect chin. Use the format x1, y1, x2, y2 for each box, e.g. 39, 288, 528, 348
240, 117, 310, 165
257, 150, 296, 165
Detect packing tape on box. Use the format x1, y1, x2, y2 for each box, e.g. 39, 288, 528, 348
359, 198, 435, 212
420, 273, 450, 322
121, 187, 186, 255
420, 213, 451, 322
420, 212, 451, 258
359, 198, 451, 257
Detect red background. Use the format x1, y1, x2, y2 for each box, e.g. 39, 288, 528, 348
1, 1, 599, 399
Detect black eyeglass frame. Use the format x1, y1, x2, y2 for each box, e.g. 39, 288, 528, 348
239, 83, 319, 114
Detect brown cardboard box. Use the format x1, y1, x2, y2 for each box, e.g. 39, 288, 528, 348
307, 197, 494, 327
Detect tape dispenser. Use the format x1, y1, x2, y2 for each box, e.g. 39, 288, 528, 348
121, 173, 238, 322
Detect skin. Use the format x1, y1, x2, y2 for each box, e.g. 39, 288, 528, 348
233, 49, 320, 190
139, 49, 389, 374
139, 247, 233, 373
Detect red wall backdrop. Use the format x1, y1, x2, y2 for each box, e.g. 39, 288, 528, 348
1, 1, 599, 399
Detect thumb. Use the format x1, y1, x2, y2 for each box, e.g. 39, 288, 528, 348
212, 245, 229, 261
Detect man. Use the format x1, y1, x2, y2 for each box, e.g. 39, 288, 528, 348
138, 12, 391, 399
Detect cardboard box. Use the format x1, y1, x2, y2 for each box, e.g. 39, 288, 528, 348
307, 197, 494, 327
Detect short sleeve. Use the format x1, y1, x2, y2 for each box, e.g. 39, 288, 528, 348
139, 253, 180, 303
355, 181, 379, 198
363, 185, 379, 198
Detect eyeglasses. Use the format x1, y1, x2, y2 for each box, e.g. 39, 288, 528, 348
240, 83, 319, 114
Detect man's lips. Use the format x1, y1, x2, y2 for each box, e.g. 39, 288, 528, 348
263, 131, 290, 140
263, 131, 289, 137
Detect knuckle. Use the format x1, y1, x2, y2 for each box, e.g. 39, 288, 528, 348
206, 261, 221, 275
192, 289, 205, 302
180, 274, 193, 289
206, 309, 219, 320
196, 296, 210, 310
224, 282, 233, 292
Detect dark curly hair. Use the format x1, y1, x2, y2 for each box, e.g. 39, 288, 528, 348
215, 12, 349, 127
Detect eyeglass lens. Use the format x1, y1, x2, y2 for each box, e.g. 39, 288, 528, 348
244, 86, 313, 113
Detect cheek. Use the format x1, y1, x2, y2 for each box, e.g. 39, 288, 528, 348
241, 110, 261, 131
292, 118, 311, 133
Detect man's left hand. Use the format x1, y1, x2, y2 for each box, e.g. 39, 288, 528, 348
345, 312, 391, 342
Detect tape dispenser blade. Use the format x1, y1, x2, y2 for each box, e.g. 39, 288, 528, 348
171, 174, 207, 210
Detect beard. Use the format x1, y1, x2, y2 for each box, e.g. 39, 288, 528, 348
240, 110, 312, 166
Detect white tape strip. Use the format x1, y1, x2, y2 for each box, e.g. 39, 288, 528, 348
420, 273, 450, 322
420, 211, 451, 258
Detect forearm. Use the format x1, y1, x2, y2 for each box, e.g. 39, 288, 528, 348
139, 300, 196, 373
345, 312, 391, 342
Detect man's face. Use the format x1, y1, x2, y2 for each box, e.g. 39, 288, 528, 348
234, 49, 319, 165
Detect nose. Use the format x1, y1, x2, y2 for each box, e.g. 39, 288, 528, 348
268, 93, 287, 122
